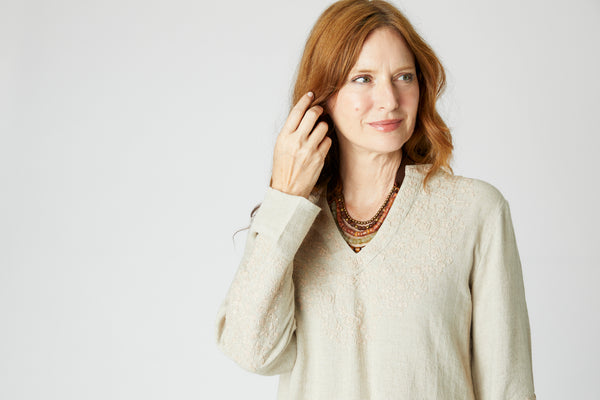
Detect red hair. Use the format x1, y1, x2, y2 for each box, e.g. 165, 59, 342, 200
241, 0, 454, 229
291, 0, 453, 195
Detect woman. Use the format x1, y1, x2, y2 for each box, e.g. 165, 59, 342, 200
215, 1, 536, 399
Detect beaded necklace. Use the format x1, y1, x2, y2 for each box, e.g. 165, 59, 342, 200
327, 150, 412, 253
328, 183, 399, 253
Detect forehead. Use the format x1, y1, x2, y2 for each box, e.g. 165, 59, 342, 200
352, 27, 415, 69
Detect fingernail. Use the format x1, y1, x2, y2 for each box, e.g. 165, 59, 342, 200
307, 92, 314, 98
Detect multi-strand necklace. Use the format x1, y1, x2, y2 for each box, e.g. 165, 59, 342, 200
329, 183, 399, 253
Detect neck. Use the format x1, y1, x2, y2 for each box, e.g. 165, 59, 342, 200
338, 147, 403, 211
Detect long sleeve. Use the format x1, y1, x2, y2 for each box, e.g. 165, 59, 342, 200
469, 198, 536, 400
215, 186, 322, 375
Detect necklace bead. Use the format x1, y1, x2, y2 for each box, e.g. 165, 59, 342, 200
334, 184, 399, 230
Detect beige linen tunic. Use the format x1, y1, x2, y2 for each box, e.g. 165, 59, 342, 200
215, 164, 536, 400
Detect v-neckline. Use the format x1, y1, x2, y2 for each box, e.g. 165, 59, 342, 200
316, 164, 427, 269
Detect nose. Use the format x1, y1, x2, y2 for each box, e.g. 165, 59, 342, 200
374, 78, 400, 111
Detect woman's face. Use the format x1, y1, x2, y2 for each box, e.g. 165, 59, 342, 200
326, 27, 420, 157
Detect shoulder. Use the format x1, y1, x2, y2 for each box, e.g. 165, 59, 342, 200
454, 172, 506, 209
447, 172, 508, 221
411, 165, 507, 214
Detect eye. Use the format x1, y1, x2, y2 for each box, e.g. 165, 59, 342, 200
352, 75, 372, 83
397, 73, 415, 82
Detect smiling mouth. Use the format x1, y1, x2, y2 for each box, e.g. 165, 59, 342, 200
368, 119, 403, 132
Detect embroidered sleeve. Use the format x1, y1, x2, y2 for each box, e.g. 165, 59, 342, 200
469, 198, 536, 400
215, 186, 322, 375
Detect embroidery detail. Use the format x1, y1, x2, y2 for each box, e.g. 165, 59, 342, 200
293, 169, 476, 346
224, 233, 292, 370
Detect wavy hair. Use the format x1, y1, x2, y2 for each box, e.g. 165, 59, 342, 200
234, 0, 453, 240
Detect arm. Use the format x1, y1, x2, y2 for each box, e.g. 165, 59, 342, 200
215, 186, 322, 375
469, 198, 537, 400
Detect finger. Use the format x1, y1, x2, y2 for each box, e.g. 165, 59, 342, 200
317, 135, 333, 159
307, 120, 329, 147
295, 105, 323, 138
282, 92, 314, 134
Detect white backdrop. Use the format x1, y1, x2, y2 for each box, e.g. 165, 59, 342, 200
1, 0, 599, 398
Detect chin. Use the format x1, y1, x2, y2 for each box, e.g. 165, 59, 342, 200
338, 131, 407, 154
362, 143, 404, 155
371, 137, 406, 152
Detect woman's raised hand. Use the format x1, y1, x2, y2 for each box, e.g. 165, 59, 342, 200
270, 92, 332, 199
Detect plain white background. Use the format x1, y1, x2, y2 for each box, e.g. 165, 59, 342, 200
1, 0, 599, 398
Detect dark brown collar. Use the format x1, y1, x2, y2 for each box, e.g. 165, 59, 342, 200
394, 148, 415, 187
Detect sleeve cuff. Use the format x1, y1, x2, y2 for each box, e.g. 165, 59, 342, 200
250, 186, 323, 255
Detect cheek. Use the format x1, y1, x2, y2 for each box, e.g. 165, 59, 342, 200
333, 90, 370, 120
400, 90, 419, 115
408, 88, 420, 108
342, 96, 367, 114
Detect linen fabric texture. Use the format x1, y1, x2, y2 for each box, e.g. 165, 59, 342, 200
215, 164, 536, 400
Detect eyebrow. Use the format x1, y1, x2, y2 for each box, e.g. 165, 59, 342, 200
351, 66, 416, 74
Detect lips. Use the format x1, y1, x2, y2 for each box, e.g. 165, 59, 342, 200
368, 119, 403, 132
